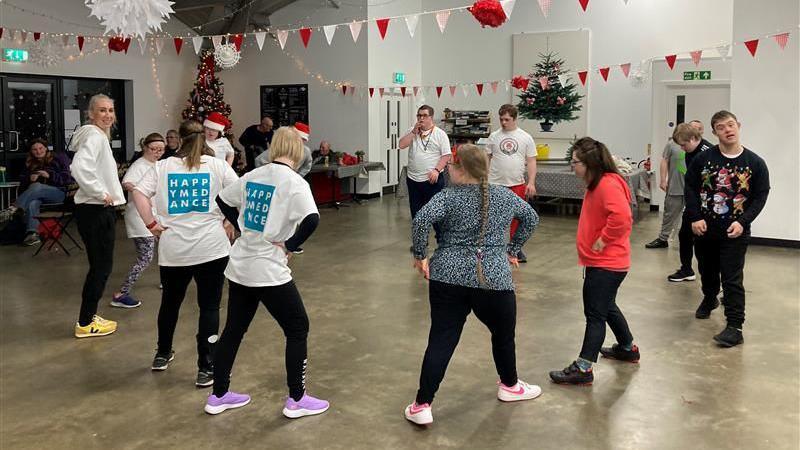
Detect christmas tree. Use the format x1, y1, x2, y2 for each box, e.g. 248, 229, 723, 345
182, 49, 233, 132
517, 52, 583, 132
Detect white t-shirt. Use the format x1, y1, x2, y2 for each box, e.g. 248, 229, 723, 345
122, 157, 155, 238
486, 127, 537, 186
218, 162, 318, 287
207, 137, 235, 161
135, 155, 239, 266
406, 126, 451, 182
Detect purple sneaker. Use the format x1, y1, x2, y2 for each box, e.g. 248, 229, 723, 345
282, 393, 329, 419
204, 391, 251, 415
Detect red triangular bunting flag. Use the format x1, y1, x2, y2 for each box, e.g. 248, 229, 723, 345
436, 86, 443, 98
376, 18, 390, 40
578, 0, 590, 12
350, 86, 356, 96
449, 86, 457, 97
774, 32, 790, 50
379, 87, 385, 97
124, 37, 132, 54
300, 28, 312, 48
174, 37, 183, 55
620, 63, 631, 78
690, 50, 702, 66
33, 32, 41, 41
369, 87, 374, 97
400, 87, 406, 97
476, 83, 484, 96
341, 85, 347, 95
232, 34, 243, 51
665, 54, 677, 70
413, 86, 419, 96
0, 28, 3, 40
744, 39, 759, 57
599, 67, 610, 82
578, 71, 588, 86
78, 36, 85, 51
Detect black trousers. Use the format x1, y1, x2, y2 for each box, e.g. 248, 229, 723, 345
158, 257, 228, 370
678, 214, 696, 271
213, 280, 309, 400
75, 204, 117, 326
578, 268, 634, 363
407, 175, 445, 241
694, 233, 749, 328
416, 280, 518, 405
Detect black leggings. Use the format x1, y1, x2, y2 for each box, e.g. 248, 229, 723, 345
578, 267, 634, 363
212, 280, 310, 401
75, 204, 117, 326
158, 257, 228, 370
416, 280, 518, 405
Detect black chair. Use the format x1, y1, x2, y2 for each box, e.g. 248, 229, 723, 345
32, 185, 82, 257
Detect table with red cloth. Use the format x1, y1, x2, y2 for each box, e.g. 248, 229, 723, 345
309, 161, 385, 207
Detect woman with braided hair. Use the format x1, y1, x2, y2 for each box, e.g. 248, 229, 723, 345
404, 144, 541, 426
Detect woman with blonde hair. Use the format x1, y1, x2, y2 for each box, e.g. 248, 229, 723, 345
204, 126, 328, 419
404, 144, 540, 426
133, 120, 238, 387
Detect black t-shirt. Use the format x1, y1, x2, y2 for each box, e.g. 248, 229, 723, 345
160, 146, 178, 160
685, 146, 770, 236
685, 138, 713, 169
239, 125, 273, 150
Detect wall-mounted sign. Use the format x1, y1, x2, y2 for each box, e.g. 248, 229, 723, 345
2, 48, 28, 63
683, 71, 711, 81
393, 72, 406, 84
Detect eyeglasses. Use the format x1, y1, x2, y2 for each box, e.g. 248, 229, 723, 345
416, 114, 430, 118
570, 160, 584, 166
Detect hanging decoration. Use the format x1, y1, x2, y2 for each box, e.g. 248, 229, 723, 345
413, 86, 420, 96
214, 43, 242, 69
664, 54, 677, 70
436, 11, 451, 34
773, 32, 790, 50
108, 36, 132, 53
469, 1, 508, 29
349, 21, 363, 43
84, 0, 175, 39
277, 30, 289, 50
511, 75, 530, 90
598, 67, 610, 82
254, 31, 266, 50
629, 60, 651, 88
192, 36, 204, 54
538, 75, 550, 89
577, 71, 588, 86
405, 15, 419, 37
716, 44, 731, 59
299, 28, 313, 48
78, 36, 86, 52
537, 0, 552, 18
436, 86, 443, 98
323, 25, 337, 45
212, 35, 223, 48
376, 18, 390, 40
517, 52, 583, 132
500, 0, 516, 18
690, 50, 702, 66
619, 63, 631, 78
476, 83, 484, 95
28, 42, 64, 67
379, 87, 385, 97
491, 81, 499, 93
154, 37, 165, 54
744, 39, 759, 57
34, 32, 42, 41
231, 34, 244, 51
578, 0, 590, 12
369, 87, 375, 97
449, 85, 457, 97
173, 37, 183, 55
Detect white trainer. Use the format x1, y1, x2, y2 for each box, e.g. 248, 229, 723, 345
497, 379, 543, 402
404, 402, 433, 425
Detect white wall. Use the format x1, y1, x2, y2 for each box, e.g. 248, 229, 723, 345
0, 0, 199, 158
731, 0, 800, 241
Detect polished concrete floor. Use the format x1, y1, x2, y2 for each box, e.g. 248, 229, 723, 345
1, 196, 798, 450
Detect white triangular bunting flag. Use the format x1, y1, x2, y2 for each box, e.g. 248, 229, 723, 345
716, 44, 730, 59
277, 30, 289, 50
557, 74, 567, 86
138, 38, 147, 55
323, 25, 337, 45
62, 35, 70, 47
505, 80, 510, 91
461, 84, 469, 97
405, 15, 419, 37
690, 50, 702, 66
192, 36, 203, 54
255, 31, 266, 50
436, 11, 450, 34
349, 21, 362, 43
20, 31, 27, 43
501, 0, 516, 19
212, 35, 223, 48
537, 0, 551, 18
155, 38, 164, 55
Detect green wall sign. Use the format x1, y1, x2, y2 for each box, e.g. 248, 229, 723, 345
2, 48, 29, 62
393, 72, 406, 84
683, 71, 711, 80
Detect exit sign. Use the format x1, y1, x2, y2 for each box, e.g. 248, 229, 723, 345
683, 70, 711, 81
393, 72, 406, 84
2, 48, 28, 62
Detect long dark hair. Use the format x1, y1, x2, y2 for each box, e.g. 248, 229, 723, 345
25, 138, 53, 171
572, 137, 620, 190
176, 120, 214, 169
450, 144, 491, 287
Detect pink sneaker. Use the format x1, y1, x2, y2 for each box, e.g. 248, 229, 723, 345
282, 393, 329, 419
404, 402, 433, 425
497, 379, 542, 402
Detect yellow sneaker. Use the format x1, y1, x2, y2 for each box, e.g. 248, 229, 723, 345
75, 316, 117, 338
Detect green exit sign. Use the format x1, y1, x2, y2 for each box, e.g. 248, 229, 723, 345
2, 48, 28, 62
683, 70, 711, 81
393, 72, 406, 84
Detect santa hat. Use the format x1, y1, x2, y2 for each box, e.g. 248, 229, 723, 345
203, 112, 230, 132
294, 122, 310, 141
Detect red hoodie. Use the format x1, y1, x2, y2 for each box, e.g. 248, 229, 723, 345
576, 172, 632, 270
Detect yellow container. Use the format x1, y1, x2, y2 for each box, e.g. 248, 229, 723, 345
536, 143, 550, 160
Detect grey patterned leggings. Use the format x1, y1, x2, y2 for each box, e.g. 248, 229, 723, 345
119, 237, 156, 296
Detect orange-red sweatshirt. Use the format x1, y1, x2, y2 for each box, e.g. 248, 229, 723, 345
576, 172, 632, 270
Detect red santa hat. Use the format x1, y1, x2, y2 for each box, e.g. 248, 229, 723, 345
203, 112, 230, 132
294, 122, 310, 141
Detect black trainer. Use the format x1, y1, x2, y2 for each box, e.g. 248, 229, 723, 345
152, 351, 175, 371
667, 268, 696, 282
645, 238, 668, 249
517, 250, 527, 263
549, 361, 594, 385
713, 326, 743, 347
600, 344, 640, 363
196, 369, 214, 387
695, 297, 720, 319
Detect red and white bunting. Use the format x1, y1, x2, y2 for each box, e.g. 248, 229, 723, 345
376, 18, 390, 40
413, 86, 420, 96
341, 85, 347, 95
78, 36, 85, 52
400, 86, 406, 97
474, 83, 483, 95
501, 0, 516, 18
33, 32, 41, 41
578, 71, 588, 86
716, 44, 730, 59
277, 30, 289, 50
690, 50, 702, 66
599, 67, 610, 82
154, 37, 164, 55
619, 63, 631, 78
212, 35, 223, 48
557, 74, 567, 86
379, 87, 385, 97
323, 25, 337, 45
436, 86, 443, 98
192, 36, 203, 54
405, 15, 419, 38
174, 37, 183, 55
537, 0, 552, 18
232, 34, 244, 51
138, 38, 147, 56
665, 54, 677, 70
538, 76, 549, 89
774, 32, 790, 50
62, 35, 70, 47
299, 28, 312, 48
349, 21, 363, 43
254, 31, 266, 50
369, 87, 375, 97
578, 0, 590, 12
744, 39, 759, 57
0, 28, 3, 40
351, 86, 356, 96
449, 85, 457, 97
491, 81, 499, 93
20, 31, 27, 43
436, 11, 451, 34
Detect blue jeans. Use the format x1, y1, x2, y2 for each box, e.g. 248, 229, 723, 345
15, 183, 66, 232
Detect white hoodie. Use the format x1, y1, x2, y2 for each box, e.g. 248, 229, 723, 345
70, 124, 125, 206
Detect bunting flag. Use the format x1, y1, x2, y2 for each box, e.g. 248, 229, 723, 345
619, 63, 631, 78
449, 85, 457, 97
400, 86, 406, 97
341, 85, 347, 95
537, 0, 551, 17
665, 54, 677, 70
192, 36, 203, 54
299, 28, 312, 48
349, 21, 362, 43
476, 83, 484, 96
413, 86, 419, 96
62, 35, 70, 47
33, 32, 41, 41
557, 74, 567, 86
350, 86, 356, 96
578, 0, 590, 12
379, 87, 385, 97
491, 81, 499, 93
277, 30, 289, 50
323, 25, 337, 45
173, 37, 183, 55
774, 32, 790, 50
78, 36, 85, 52
0, 28, 3, 40
6, 30, 14, 42
690, 50, 702, 66
578, 71, 588, 86
138, 38, 147, 56
436, 86, 443, 97
255, 31, 266, 50
20, 31, 27, 43
599, 67, 610, 81
212, 35, 223, 48
376, 18, 390, 40
369, 87, 375, 97
538, 76, 549, 89
505, 80, 510, 91
155, 37, 164, 55
716, 44, 730, 59
436, 11, 451, 34
744, 39, 759, 57
405, 15, 419, 37
231, 34, 244, 51
501, 0, 516, 18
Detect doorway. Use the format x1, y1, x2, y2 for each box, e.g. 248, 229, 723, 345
380, 92, 412, 192
662, 84, 730, 147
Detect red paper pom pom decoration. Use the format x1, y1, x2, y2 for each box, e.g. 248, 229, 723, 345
511, 75, 530, 91
469, 0, 507, 28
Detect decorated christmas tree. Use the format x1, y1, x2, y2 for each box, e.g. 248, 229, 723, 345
182, 49, 233, 131
517, 52, 583, 132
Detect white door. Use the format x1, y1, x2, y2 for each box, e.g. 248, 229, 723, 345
380, 92, 411, 190
663, 84, 730, 146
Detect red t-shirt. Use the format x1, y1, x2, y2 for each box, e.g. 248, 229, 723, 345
576, 172, 632, 270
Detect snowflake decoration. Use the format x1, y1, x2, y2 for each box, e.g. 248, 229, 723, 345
630, 60, 651, 88
85, 0, 175, 39
214, 43, 241, 70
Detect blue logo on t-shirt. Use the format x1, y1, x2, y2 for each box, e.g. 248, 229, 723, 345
167, 173, 211, 215
244, 182, 275, 232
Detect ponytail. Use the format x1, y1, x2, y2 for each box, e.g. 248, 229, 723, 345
476, 176, 490, 288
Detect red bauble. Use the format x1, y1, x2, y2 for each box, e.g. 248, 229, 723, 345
108, 36, 131, 53
469, 0, 507, 28
511, 75, 530, 91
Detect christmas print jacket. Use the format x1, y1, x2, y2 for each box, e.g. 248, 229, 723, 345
684, 146, 770, 237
